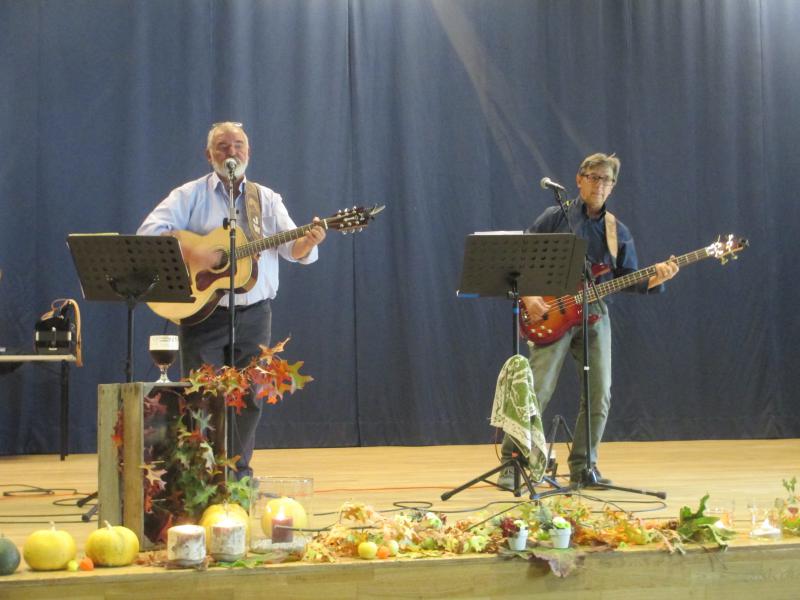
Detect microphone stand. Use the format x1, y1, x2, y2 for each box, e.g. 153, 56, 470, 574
223, 166, 238, 483
533, 186, 666, 501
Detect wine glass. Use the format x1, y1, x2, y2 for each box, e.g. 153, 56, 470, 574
149, 335, 179, 383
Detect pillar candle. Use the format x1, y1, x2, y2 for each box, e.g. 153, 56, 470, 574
167, 524, 206, 567
271, 514, 294, 543
210, 517, 246, 562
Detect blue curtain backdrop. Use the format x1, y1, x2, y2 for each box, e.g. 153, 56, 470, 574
1, 0, 798, 455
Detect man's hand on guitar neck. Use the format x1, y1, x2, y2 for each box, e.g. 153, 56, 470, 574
521, 296, 549, 321
291, 217, 327, 259
648, 256, 680, 289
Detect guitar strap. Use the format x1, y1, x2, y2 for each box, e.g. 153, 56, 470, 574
605, 210, 618, 269
244, 181, 263, 240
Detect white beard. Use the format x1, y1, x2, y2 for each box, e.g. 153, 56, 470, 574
213, 158, 248, 181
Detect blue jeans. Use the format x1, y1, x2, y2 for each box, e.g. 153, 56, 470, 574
179, 300, 272, 479
502, 303, 611, 478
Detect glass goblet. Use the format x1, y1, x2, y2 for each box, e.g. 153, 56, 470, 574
149, 335, 179, 383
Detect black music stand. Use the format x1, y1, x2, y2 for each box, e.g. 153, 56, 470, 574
67, 234, 193, 520
67, 234, 193, 383
441, 232, 585, 501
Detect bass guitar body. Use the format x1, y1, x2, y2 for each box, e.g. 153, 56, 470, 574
147, 228, 257, 325
519, 297, 601, 346
518, 234, 749, 345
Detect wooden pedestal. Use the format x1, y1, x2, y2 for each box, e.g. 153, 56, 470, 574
97, 382, 203, 548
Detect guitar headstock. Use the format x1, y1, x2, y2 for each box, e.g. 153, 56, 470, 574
705, 234, 749, 265
326, 204, 385, 234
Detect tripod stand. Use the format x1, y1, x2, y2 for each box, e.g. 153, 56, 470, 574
67, 234, 193, 520
441, 232, 585, 501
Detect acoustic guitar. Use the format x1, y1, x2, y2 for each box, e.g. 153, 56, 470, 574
147, 205, 384, 325
519, 234, 748, 345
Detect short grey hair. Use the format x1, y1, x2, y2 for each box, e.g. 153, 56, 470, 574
579, 153, 620, 182
206, 122, 248, 150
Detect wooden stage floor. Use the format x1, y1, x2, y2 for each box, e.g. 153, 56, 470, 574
1, 440, 799, 598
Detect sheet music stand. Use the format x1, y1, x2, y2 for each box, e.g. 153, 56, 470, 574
67, 234, 193, 382
441, 232, 585, 501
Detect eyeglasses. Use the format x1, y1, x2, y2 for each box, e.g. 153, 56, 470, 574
211, 121, 243, 128
581, 173, 615, 186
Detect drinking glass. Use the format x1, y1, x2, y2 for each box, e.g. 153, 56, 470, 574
149, 335, 179, 383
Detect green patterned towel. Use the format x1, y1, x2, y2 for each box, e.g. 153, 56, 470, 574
489, 354, 547, 481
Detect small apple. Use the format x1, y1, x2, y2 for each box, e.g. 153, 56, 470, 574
386, 539, 400, 556
357, 541, 378, 559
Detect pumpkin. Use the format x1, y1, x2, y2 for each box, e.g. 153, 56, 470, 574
84, 521, 139, 567
23, 523, 76, 571
260, 497, 308, 538
0, 534, 21, 575
199, 503, 250, 550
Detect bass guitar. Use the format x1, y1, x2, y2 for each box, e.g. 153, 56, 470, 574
519, 234, 748, 345
147, 205, 384, 325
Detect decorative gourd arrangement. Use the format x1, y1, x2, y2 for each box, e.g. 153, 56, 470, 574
22, 524, 76, 571
0, 534, 21, 576
85, 522, 140, 567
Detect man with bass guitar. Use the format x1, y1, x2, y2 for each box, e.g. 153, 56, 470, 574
137, 121, 326, 479
498, 153, 679, 490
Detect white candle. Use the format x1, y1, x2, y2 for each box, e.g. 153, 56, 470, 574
167, 524, 206, 567
210, 518, 246, 562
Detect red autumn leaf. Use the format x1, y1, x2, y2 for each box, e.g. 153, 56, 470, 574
226, 390, 248, 415
111, 413, 124, 448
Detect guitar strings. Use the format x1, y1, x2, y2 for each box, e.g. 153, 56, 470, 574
523, 243, 739, 322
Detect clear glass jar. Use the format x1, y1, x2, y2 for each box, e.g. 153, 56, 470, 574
250, 476, 313, 553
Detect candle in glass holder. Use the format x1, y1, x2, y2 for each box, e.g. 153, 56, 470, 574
210, 517, 246, 562
167, 524, 206, 567
271, 510, 294, 544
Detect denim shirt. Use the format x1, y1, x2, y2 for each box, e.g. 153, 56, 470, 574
527, 199, 662, 297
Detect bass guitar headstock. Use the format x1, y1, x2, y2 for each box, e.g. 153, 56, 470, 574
325, 204, 386, 234
706, 234, 749, 265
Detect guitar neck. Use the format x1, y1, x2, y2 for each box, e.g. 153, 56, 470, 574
233, 220, 326, 260
575, 246, 712, 304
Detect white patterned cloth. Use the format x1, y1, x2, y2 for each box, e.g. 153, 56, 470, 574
490, 354, 547, 480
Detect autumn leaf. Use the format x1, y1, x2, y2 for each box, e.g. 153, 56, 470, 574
226, 390, 248, 415
286, 360, 314, 391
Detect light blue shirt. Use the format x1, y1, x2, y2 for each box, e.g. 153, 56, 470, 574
137, 172, 318, 306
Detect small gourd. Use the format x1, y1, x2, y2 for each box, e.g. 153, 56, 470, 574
23, 523, 76, 571
84, 521, 139, 567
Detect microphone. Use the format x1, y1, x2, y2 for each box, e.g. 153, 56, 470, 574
224, 158, 238, 175
540, 177, 566, 192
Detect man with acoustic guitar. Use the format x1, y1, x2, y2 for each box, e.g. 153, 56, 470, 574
498, 153, 679, 490
137, 121, 326, 479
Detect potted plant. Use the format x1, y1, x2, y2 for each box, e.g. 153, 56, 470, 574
549, 516, 572, 549
776, 477, 800, 536
500, 518, 529, 551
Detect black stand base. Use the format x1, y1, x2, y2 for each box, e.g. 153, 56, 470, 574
440, 457, 535, 501
533, 477, 667, 501
440, 452, 565, 501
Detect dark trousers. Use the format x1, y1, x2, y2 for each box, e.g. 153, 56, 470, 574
179, 300, 272, 479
